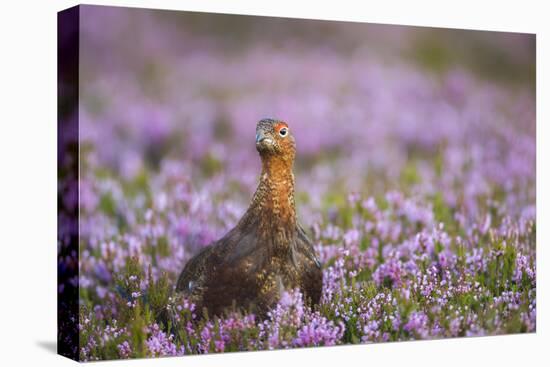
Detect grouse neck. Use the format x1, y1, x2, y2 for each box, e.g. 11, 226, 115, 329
247, 155, 297, 233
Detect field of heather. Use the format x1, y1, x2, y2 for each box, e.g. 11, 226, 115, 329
62, 6, 535, 360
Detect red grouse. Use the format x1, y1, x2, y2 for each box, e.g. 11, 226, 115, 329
176, 118, 322, 317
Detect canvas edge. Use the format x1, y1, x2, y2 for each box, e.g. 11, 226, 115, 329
57, 4, 80, 362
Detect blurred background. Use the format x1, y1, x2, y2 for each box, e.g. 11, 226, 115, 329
77, 4, 535, 274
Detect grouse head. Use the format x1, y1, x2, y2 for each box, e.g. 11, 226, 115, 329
255, 118, 296, 164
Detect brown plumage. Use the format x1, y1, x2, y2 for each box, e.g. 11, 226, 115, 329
176, 118, 322, 318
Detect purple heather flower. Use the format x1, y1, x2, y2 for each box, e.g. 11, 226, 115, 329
404, 311, 430, 339
293, 316, 345, 347
117, 341, 132, 358
373, 258, 404, 288
146, 324, 184, 357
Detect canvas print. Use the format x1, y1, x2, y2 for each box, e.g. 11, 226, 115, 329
57, 4, 536, 361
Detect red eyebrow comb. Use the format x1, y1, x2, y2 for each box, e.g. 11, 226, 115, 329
275, 121, 288, 131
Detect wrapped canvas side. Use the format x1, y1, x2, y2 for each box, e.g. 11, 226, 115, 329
57, 5, 80, 361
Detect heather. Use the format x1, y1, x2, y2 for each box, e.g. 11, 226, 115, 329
60, 6, 535, 360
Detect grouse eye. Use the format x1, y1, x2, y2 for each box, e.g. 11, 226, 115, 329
279, 127, 288, 137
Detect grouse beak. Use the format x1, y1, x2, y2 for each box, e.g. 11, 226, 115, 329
255, 131, 273, 151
